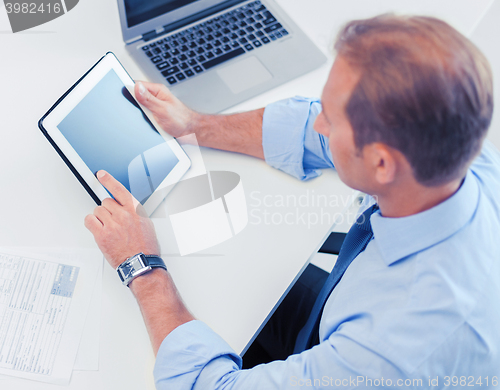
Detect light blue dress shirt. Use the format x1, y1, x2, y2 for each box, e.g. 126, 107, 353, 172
154, 97, 500, 389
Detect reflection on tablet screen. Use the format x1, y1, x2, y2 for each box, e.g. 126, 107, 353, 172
58, 69, 179, 204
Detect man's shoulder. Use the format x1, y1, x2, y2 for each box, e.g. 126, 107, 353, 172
470, 140, 500, 193
468, 140, 500, 245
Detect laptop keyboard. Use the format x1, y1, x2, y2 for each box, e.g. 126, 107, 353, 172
140, 0, 289, 86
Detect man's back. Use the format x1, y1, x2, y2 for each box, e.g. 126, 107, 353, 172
315, 141, 500, 383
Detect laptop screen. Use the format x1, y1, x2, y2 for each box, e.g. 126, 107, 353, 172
125, 0, 201, 27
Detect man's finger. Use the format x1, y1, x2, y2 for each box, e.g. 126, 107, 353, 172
94, 205, 113, 225
135, 81, 167, 113
96, 170, 135, 207
101, 197, 121, 215
136, 81, 171, 99
84, 214, 103, 234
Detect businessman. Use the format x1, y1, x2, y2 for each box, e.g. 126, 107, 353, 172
85, 15, 500, 388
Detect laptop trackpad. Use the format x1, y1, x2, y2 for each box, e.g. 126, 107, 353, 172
217, 56, 273, 95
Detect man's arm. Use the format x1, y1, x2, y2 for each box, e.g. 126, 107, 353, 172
135, 81, 265, 159
84, 170, 194, 355
130, 269, 194, 355
135, 81, 334, 181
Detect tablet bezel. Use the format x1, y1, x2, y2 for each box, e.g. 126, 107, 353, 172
39, 52, 191, 216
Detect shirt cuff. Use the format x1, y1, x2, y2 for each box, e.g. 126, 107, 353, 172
154, 320, 241, 390
262, 96, 324, 181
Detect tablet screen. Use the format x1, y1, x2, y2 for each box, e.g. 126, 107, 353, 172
58, 69, 179, 204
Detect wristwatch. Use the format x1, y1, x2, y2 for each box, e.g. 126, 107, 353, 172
116, 253, 167, 287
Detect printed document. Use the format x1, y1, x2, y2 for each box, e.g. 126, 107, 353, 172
0, 248, 99, 384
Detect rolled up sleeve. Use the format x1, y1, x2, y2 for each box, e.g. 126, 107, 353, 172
153, 320, 404, 390
154, 321, 241, 389
262, 96, 334, 181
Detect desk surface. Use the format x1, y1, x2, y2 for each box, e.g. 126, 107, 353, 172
0, 1, 498, 389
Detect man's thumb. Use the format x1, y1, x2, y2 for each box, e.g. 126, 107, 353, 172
135, 82, 161, 111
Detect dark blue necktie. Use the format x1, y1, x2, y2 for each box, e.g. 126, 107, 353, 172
293, 204, 379, 353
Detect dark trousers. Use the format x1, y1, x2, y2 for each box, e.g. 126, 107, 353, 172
242, 263, 329, 368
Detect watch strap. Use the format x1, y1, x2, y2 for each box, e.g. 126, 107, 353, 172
143, 254, 167, 272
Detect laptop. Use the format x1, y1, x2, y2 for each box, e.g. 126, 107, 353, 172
117, 0, 327, 113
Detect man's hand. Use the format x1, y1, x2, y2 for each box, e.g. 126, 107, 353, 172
135, 81, 198, 138
84, 170, 160, 269
134, 80, 266, 159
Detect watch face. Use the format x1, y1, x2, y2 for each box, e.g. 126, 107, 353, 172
130, 258, 145, 272
122, 256, 145, 278
121, 262, 135, 278
118, 254, 152, 285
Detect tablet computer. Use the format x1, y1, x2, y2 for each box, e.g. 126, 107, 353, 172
39, 52, 191, 216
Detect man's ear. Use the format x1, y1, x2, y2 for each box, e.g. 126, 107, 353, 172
365, 143, 398, 185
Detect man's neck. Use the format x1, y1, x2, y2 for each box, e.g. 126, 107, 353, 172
375, 178, 463, 218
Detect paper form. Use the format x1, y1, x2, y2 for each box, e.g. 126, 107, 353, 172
0, 255, 78, 374
0, 249, 99, 384
9, 247, 104, 372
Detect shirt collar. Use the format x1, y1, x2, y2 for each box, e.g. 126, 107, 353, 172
370, 170, 480, 266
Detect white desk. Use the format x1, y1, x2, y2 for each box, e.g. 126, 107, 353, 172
0, 1, 497, 389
